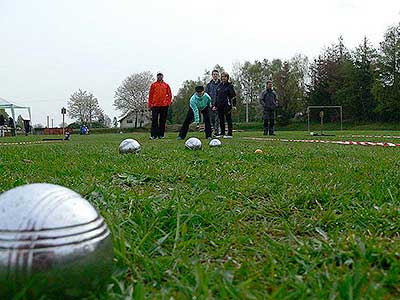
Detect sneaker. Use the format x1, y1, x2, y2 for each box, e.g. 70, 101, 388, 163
176, 136, 184, 140
158, 136, 165, 139
150, 136, 157, 140
269, 132, 276, 136
223, 135, 233, 139
215, 135, 222, 138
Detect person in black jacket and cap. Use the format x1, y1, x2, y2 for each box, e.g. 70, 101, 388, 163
259, 80, 279, 135
215, 72, 236, 138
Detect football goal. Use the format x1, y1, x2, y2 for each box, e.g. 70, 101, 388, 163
307, 106, 343, 135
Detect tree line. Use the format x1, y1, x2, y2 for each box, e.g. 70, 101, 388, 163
67, 22, 400, 127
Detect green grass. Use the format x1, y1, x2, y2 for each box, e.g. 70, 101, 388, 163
0, 131, 399, 300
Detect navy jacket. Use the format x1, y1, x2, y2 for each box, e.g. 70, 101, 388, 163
205, 79, 221, 106
216, 82, 236, 109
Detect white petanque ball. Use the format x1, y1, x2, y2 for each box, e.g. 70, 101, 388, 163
119, 138, 141, 154
185, 137, 202, 150
0, 183, 113, 298
209, 139, 222, 147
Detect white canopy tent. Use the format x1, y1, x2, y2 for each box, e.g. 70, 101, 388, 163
0, 97, 32, 130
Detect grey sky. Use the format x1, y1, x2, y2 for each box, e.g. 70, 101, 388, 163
1, 0, 399, 126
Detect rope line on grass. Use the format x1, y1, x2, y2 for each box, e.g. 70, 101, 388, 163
339, 134, 400, 139
243, 137, 400, 148
0, 140, 65, 146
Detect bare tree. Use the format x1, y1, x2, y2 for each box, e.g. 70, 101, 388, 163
114, 71, 154, 115
233, 60, 268, 122
68, 89, 103, 125
98, 113, 112, 128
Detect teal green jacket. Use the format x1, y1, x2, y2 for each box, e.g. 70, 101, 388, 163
189, 92, 212, 123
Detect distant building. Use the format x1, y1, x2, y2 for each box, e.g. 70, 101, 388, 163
119, 110, 151, 129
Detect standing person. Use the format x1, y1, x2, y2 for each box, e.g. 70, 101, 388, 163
0, 114, 5, 137
205, 69, 221, 136
148, 72, 172, 139
259, 80, 279, 135
215, 72, 236, 138
23, 119, 31, 136
177, 85, 212, 140
8, 117, 15, 136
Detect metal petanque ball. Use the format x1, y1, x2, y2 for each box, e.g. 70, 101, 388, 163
0, 183, 113, 299
119, 138, 141, 154
209, 138, 222, 147
185, 137, 202, 150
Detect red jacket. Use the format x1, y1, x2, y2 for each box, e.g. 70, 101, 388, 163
148, 81, 172, 109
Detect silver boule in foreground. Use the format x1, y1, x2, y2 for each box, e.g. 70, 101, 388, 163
0, 183, 113, 299
209, 139, 222, 147
185, 137, 202, 150
119, 138, 141, 154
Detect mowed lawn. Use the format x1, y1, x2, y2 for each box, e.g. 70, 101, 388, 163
0, 131, 399, 300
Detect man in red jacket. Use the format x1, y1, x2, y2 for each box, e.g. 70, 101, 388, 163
148, 72, 172, 139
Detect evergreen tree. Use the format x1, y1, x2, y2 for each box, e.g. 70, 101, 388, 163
307, 36, 352, 122
343, 37, 377, 121
373, 23, 400, 121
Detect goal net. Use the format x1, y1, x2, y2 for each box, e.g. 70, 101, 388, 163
307, 106, 342, 135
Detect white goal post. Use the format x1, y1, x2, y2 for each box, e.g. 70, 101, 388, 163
307, 106, 343, 132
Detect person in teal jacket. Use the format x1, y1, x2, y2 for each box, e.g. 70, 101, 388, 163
177, 85, 212, 140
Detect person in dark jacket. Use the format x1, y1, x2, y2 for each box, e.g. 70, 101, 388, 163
23, 119, 31, 136
8, 117, 15, 136
215, 72, 236, 138
0, 114, 5, 137
259, 80, 279, 135
8, 117, 14, 127
205, 70, 221, 136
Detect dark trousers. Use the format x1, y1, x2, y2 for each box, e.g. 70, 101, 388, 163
151, 106, 169, 138
218, 108, 233, 136
263, 109, 275, 134
179, 107, 212, 139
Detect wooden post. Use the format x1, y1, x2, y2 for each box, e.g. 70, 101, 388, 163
61, 107, 66, 136
319, 110, 324, 135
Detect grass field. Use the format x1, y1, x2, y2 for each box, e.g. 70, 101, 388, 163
0, 131, 399, 300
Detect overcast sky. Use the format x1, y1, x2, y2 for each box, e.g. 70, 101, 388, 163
1, 0, 399, 125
